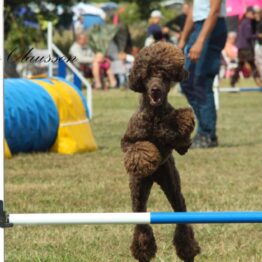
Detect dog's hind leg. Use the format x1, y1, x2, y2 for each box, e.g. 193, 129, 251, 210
154, 156, 201, 262
129, 175, 157, 262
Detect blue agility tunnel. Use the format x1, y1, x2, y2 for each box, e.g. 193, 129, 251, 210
4, 78, 97, 156
4, 78, 59, 153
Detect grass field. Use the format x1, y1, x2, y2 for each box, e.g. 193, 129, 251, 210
4, 85, 262, 261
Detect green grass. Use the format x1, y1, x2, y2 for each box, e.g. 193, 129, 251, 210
4, 87, 262, 262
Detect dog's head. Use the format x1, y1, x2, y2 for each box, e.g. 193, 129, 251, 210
129, 42, 188, 107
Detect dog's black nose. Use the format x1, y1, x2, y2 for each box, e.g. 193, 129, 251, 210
151, 88, 162, 98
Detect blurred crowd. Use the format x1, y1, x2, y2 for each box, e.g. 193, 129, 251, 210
69, 4, 190, 90
5, 2, 262, 89
71, 3, 262, 90
221, 6, 262, 87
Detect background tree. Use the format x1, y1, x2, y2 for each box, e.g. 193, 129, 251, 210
4, 0, 74, 58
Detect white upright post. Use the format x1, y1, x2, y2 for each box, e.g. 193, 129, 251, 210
213, 75, 220, 111
0, 0, 5, 261
48, 22, 53, 77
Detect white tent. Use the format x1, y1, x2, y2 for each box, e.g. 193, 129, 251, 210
72, 3, 106, 20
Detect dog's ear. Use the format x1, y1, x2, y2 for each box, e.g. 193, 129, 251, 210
174, 69, 189, 82
181, 69, 189, 81
128, 71, 146, 93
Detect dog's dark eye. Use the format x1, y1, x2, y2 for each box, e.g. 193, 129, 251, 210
163, 75, 171, 83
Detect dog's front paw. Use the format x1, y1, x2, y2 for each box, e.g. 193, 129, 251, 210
124, 141, 161, 177
175, 108, 195, 137
175, 144, 191, 155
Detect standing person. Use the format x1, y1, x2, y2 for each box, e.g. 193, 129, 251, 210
231, 7, 262, 87
145, 10, 165, 46
147, 10, 163, 36
178, 0, 227, 148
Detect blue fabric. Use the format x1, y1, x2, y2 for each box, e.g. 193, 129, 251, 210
147, 24, 162, 36
73, 73, 82, 90
181, 18, 227, 139
4, 79, 59, 153
58, 60, 67, 78
82, 15, 104, 30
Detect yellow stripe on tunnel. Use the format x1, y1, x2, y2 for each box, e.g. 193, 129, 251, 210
32, 78, 97, 154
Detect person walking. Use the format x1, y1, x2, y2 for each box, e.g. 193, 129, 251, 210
178, 0, 227, 148
231, 6, 262, 87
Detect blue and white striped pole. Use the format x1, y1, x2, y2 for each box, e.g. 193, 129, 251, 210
7, 211, 262, 226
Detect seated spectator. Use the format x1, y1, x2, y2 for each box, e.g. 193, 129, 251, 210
221, 32, 238, 78
145, 11, 176, 47
69, 33, 116, 90
107, 40, 134, 87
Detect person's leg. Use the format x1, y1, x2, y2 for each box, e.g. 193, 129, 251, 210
230, 59, 242, 87
181, 23, 204, 135
231, 49, 254, 87
181, 62, 200, 124
197, 76, 217, 141
92, 61, 102, 89
186, 19, 227, 147
196, 19, 227, 145
105, 67, 117, 88
249, 59, 262, 86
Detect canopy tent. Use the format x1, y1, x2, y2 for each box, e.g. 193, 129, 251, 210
100, 2, 119, 11
72, 3, 106, 31
226, 0, 262, 17
226, 0, 262, 31
82, 14, 105, 30
72, 3, 106, 20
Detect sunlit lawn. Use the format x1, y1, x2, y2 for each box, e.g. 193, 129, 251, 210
4, 78, 262, 261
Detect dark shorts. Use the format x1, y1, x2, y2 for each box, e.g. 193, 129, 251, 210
238, 48, 254, 62
79, 64, 93, 78
79, 58, 111, 78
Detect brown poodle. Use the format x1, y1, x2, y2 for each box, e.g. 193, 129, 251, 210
121, 42, 201, 262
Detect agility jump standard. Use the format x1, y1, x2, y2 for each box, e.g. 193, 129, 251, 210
1, 211, 262, 227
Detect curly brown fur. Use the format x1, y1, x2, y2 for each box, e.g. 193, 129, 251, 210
121, 42, 200, 261
129, 41, 188, 93
131, 225, 157, 262
173, 224, 201, 262
124, 141, 161, 177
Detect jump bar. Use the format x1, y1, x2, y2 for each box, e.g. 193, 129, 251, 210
7, 212, 262, 226
150, 212, 262, 224
219, 87, 262, 93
